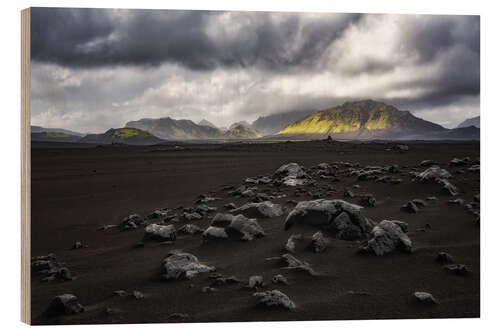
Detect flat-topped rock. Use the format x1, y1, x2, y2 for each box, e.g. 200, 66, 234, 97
161, 250, 215, 280
284, 199, 370, 240
44, 294, 84, 316
144, 224, 176, 241
254, 290, 296, 310
230, 201, 283, 218
360, 220, 412, 256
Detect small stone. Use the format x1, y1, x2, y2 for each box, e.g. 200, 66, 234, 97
253, 290, 296, 310
401, 201, 419, 213
224, 203, 237, 210
444, 264, 470, 276
359, 194, 376, 207
248, 275, 264, 289
132, 290, 144, 299
271, 274, 288, 285
413, 291, 439, 304
285, 234, 302, 253
44, 294, 84, 316
435, 252, 454, 264
309, 231, 327, 253
112, 290, 128, 297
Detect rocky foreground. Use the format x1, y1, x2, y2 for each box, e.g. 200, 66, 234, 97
30, 140, 480, 324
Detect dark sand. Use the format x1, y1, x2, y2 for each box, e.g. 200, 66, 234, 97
30, 140, 480, 324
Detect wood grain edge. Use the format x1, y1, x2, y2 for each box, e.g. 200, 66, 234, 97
21, 7, 31, 325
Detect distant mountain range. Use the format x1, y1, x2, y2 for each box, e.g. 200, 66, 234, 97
31, 100, 480, 144
31, 125, 84, 137
79, 128, 164, 145
125, 117, 262, 140
198, 119, 218, 128
252, 110, 315, 135
274, 100, 479, 140
456, 116, 480, 128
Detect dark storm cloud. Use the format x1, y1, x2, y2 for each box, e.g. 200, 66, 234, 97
30, 10, 480, 132
31, 8, 362, 71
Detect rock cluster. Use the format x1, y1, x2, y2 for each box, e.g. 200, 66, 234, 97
284, 199, 370, 240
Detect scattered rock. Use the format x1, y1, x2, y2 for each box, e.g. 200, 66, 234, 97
309, 231, 327, 253
230, 201, 283, 218
183, 212, 203, 221
468, 165, 480, 172
211, 213, 235, 227
161, 250, 215, 280
275, 163, 309, 186
168, 313, 190, 320
271, 274, 288, 285
112, 290, 128, 297
71, 241, 86, 250
444, 264, 470, 276
201, 286, 217, 293
393, 144, 409, 152
272, 253, 315, 275
44, 294, 84, 316
448, 198, 465, 205
359, 194, 376, 207
132, 290, 144, 299
401, 201, 419, 213
248, 275, 265, 289
202, 226, 229, 241
413, 292, 439, 305
226, 214, 266, 241
98, 224, 119, 231
224, 203, 237, 210
420, 160, 438, 167
195, 204, 217, 216
144, 224, 176, 241
121, 214, 145, 230
285, 234, 302, 253
343, 188, 355, 198
449, 157, 469, 167
253, 290, 296, 310
284, 199, 370, 241
416, 166, 458, 196
178, 224, 203, 235
147, 209, 169, 219
360, 220, 412, 256
435, 252, 454, 264
210, 275, 241, 286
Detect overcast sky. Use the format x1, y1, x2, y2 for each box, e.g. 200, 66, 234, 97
30, 8, 480, 133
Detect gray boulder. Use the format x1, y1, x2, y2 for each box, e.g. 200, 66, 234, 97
248, 275, 265, 289
359, 194, 376, 207
284, 199, 370, 240
253, 290, 296, 310
161, 250, 215, 280
227, 214, 265, 240
178, 224, 203, 235
121, 214, 145, 230
413, 291, 439, 304
45, 294, 84, 316
416, 166, 458, 196
230, 201, 283, 218
144, 224, 176, 241
202, 226, 229, 241
360, 220, 412, 256
275, 163, 309, 186
211, 213, 235, 227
